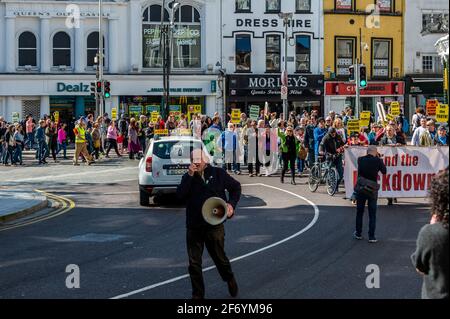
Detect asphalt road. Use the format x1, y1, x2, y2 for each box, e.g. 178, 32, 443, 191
0, 159, 428, 299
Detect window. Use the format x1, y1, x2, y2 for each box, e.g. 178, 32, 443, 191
236, 35, 251, 72
296, 35, 310, 72
422, 55, 444, 74
376, 0, 393, 13
266, 0, 280, 13
142, 5, 201, 69
336, 38, 354, 76
335, 0, 353, 11
86, 32, 105, 67
422, 13, 449, 34
372, 39, 391, 78
53, 31, 71, 67
266, 35, 280, 72
296, 0, 311, 12
236, 0, 251, 12
18, 31, 37, 67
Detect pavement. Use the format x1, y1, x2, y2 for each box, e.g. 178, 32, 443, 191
0, 188, 48, 223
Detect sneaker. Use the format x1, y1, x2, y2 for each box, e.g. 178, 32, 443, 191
249, 173, 255, 177
227, 277, 238, 298
73, 163, 80, 166
353, 232, 363, 240
368, 238, 378, 243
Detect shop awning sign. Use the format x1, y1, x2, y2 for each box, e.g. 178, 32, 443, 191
436, 104, 449, 123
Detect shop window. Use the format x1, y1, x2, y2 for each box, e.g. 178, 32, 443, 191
296, 35, 310, 73
86, 32, 105, 67
53, 31, 71, 67
296, 0, 311, 12
18, 31, 37, 67
422, 55, 444, 74
236, 0, 251, 13
375, 0, 393, 13
142, 5, 201, 69
236, 35, 251, 72
422, 13, 449, 34
372, 39, 391, 78
335, 0, 353, 11
266, 35, 280, 72
336, 38, 355, 76
266, 0, 280, 13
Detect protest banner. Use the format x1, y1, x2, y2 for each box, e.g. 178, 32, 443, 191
344, 146, 449, 199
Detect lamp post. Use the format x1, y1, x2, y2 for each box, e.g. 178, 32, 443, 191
97, 0, 104, 118
279, 12, 293, 120
435, 35, 449, 104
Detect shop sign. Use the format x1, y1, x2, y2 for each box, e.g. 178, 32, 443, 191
436, 104, 449, 123
231, 109, 241, 124
390, 102, 401, 116
347, 119, 360, 135
129, 105, 142, 117
426, 99, 439, 116
211, 81, 217, 93
146, 105, 160, 114
148, 88, 203, 93
249, 105, 260, 121
169, 105, 182, 120
11, 10, 110, 18
359, 111, 371, 128
188, 105, 202, 122
57, 82, 89, 93
325, 82, 404, 96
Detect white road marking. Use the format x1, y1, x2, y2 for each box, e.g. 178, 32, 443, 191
110, 183, 319, 299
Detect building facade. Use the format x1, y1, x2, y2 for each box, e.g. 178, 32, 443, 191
0, 0, 222, 123
221, 0, 324, 117
404, 0, 448, 120
323, 0, 405, 117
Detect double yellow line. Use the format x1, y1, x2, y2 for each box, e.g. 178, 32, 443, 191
0, 190, 75, 232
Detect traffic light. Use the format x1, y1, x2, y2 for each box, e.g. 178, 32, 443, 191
349, 65, 355, 82
96, 81, 102, 93
90, 82, 96, 97
104, 81, 111, 98
359, 64, 367, 89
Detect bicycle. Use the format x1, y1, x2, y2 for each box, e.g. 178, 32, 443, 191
308, 153, 340, 196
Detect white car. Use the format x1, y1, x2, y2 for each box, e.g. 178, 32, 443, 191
138, 135, 204, 206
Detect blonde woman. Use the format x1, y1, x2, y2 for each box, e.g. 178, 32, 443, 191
333, 118, 347, 142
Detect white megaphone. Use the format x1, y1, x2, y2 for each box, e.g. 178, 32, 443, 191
202, 197, 228, 226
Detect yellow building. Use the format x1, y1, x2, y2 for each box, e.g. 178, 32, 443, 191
323, 0, 405, 116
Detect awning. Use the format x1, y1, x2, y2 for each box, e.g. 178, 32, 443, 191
236, 36, 251, 53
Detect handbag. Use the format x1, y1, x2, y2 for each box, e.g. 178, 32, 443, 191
355, 176, 380, 198
298, 146, 308, 160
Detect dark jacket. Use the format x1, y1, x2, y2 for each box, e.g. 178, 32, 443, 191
319, 132, 345, 155
434, 133, 449, 146
177, 165, 242, 229
304, 124, 315, 148
357, 154, 387, 182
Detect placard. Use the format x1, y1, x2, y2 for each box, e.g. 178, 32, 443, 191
347, 119, 360, 135
359, 111, 371, 128
231, 109, 241, 124
12, 112, 20, 123
53, 111, 60, 123
150, 111, 160, 123
169, 105, 182, 121
154, 129, 169, 136
111, 108, 117, 121
249, 105, 260, 121
436, 104, 448, 123
426, 99, 439, 116
390, 101, 400, 116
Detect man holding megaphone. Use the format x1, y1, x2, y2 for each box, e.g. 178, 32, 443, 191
177, 148, 242, 299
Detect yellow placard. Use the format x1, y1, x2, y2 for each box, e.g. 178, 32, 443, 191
359, 111, 371, 127
188, 105, 202, 122
231, 109, 241, 124
179, 129, 192, 136
386, 114, 395, 122
436, 104, 449, 123
390, 102, 400, 116
347, 119, 360, 135
154, 129, 169, 136
111, 108, 117, 121
150, 111, 159, 123
53, 111, 59, 123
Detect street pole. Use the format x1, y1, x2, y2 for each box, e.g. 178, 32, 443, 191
98, 0, 104, 118
355, 60, 360, 119
283, 18, 288, 120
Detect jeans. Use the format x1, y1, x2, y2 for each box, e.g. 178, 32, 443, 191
56, 141, 67, 158
297, 158, 305, 173
333, 156, 344, 184
13, 144, 23, 164
2, 145, 14, 164
307, 145, 315, 167
139, 136, 146, 153
37, 141, 48, 163
187, 225, 234, 298
27, 132, 34, 149
355, 192, 378, 239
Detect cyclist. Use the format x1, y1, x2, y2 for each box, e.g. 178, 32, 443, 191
319, 127, 345, 190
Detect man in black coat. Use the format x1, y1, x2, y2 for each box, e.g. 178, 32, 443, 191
177, 148, 242, 299
354, 145, 387, 243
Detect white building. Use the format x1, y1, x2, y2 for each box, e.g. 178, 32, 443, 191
0, 0, 222, 123
404, 0, 449, 118
220, 0, 324, 116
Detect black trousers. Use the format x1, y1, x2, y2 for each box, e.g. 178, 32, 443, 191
187, 225, 234, 298
281, 152, 296, 179
106, 138, 120, 156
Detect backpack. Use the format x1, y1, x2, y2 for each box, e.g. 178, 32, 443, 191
402, 118, 409, 134
414, 114, 424, 129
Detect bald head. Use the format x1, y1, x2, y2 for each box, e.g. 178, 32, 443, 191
191, 148, 210, 172
367, 145, 378, 157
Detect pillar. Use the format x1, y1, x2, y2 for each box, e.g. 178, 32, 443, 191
74, 17, 85, 73
109, 16, 120, 73
40, 16, 51, 72
5, 16, 16, 72
40, 96, 50, 118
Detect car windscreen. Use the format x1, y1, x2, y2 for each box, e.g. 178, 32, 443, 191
152, 141, 203, 160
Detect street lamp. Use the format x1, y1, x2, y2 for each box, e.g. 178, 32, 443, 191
278, 12, 293, 120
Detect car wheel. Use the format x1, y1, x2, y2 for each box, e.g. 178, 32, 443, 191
140, 189, 150, 206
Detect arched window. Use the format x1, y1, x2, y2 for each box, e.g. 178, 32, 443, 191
142, 5, 201, 69
18, 32, 37, 67
87, 32, 105, 67
53, 31, 71, 67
